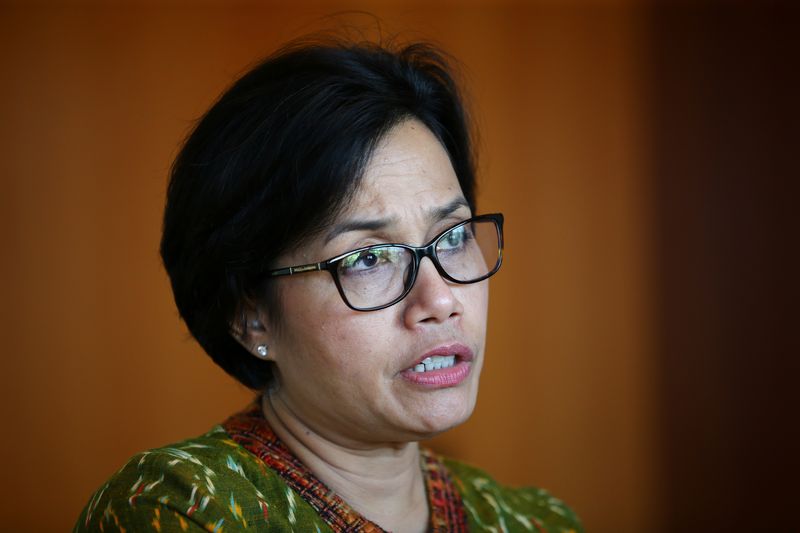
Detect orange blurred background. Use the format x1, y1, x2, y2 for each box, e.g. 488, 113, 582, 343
1, 2, 795, 532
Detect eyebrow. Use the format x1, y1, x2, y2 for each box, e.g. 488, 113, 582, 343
323, 197, 470, 245
430, 197, 470, 222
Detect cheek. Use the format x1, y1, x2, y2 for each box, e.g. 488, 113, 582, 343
461, 284, 490, 357
275, 281, 391, 375
315, 314, 394, 369
463, 282, 489, 323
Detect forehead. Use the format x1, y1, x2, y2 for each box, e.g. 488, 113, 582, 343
347, 119, 464, 217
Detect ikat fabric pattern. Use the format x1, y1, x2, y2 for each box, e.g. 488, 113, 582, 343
222, 403, 468, 532
74, 400, 583, 532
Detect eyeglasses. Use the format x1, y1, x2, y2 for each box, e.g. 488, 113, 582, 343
267, 213, 504, 311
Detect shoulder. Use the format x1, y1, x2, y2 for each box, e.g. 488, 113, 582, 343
74, 426, 318, 532
443, 457, 584, 533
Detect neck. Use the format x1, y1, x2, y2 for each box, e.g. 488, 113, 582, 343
261, 392, 429, 532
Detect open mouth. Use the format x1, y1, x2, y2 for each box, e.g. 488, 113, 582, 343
410, 355, 457, 373
400, 343, 474, 387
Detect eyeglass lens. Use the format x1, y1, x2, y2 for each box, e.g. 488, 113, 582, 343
334, 219, 500, 309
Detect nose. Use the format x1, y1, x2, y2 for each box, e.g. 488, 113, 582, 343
402, 257, 462, 327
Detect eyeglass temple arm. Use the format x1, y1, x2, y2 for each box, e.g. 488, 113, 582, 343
269, 263, 325, 277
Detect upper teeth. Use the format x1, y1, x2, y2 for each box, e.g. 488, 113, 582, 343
413, 355, 456, 373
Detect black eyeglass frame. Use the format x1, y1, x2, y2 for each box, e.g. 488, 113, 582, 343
267, 213, 504, 312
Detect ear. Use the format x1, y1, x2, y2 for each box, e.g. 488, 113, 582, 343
230, 305, 274, 361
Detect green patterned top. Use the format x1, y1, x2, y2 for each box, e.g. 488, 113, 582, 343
74, 402, 582, 532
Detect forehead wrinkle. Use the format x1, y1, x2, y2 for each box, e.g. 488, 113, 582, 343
366, 160, 428, 187
325, 118, 464, 242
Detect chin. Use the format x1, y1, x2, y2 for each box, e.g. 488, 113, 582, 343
407, 389, 478, 439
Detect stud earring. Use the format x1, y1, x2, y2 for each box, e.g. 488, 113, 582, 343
256, 345, 269, 358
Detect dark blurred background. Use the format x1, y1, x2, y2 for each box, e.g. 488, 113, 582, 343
1, 1, 796, 531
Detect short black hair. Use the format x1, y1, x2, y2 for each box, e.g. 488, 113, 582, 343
160, 36, 477, 390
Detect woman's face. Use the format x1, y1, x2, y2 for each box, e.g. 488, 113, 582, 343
264, 119, 489, 447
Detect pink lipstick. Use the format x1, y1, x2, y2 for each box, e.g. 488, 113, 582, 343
401, 343, 474, 388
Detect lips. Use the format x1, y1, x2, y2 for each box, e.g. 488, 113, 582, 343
405, 343, 474, 370
400, 343, 474, 388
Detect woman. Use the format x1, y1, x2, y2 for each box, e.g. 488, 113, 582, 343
75, 36, 583, 532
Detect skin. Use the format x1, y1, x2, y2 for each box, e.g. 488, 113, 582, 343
242, 118, 489, 532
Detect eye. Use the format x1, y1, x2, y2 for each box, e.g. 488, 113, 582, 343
439, 225, 470, 250
355, 251, 379, 269
339, 247, 398, 276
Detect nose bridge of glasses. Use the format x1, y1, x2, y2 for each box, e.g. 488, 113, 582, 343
409, 241, 442, 274
408, 241, 451, 286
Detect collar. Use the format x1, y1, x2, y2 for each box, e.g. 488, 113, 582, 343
222, 400, 467, 532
